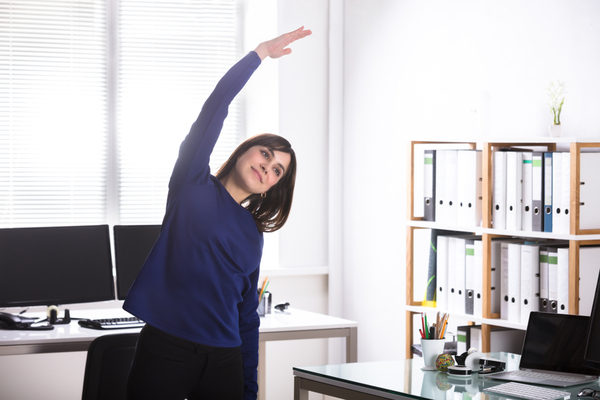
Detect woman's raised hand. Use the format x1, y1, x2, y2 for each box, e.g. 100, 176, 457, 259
254, 26, 312, 61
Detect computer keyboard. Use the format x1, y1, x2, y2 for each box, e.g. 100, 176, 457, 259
505, 370, 587, 383
484, 382, 571, 400
78, 316, 145, 330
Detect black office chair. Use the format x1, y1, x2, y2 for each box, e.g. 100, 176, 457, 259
81, 332, 139, 400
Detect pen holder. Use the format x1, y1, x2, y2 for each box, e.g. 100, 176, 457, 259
258, 291, 271, 317
420, 338, 446, 369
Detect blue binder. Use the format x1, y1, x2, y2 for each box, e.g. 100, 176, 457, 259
543, 152, 553, 232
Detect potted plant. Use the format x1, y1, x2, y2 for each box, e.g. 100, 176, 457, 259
547, 80, 566, 137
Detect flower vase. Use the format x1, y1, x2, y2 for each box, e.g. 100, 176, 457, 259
549, 124, 562, 138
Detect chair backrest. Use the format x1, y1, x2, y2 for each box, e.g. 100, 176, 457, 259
81, 332, 139, 400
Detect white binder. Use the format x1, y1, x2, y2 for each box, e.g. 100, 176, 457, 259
454, 235, 467, 315
493, 151, 507, 230
520, 244, 540, 324
557, 247, 569, 314
499, 239, 525, 320
436, 235, 449, 311
560, 152, 570, 234
552, 153, 564, 234
435, 150, 448, 224
474, 239, 483, 318
507, 242, 522, 322
579, 152, 600, 230
505, 151, 523, 231
521, 152, 533, 231
445, 150, 459, 226
457, 150, 483, 228
447, 236, 458, 313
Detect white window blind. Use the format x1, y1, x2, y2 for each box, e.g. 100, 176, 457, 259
0, 1, 108, 227
117, 0, 242, 224
0, 0, 242, 227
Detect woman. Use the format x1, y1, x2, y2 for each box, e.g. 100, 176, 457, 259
124, 27, 312, 400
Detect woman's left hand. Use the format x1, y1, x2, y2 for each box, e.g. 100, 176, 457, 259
254, 26, 312, 61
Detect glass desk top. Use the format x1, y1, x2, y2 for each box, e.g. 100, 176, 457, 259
293, 353, 600, 400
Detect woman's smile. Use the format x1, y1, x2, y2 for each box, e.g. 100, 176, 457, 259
251, 167, 263, 183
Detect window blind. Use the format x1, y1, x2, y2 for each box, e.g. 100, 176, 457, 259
0, 0, 108, 227
117, 0, 242, 224
0, 0, 242, 227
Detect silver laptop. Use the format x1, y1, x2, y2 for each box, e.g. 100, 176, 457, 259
488, 312, 600, 387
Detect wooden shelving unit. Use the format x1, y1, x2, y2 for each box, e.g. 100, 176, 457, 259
405, 139, 600, 358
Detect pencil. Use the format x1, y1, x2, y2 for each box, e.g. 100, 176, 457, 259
440, 317, 448, 339
258, 276, 269, 302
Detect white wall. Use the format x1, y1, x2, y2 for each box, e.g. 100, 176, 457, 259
341, 0, 600, 363
277, 0, 330, 269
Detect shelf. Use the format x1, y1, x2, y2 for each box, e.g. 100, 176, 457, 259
406, 221, 600, 241
405, 139, 600, 358
405, 305, 527, 331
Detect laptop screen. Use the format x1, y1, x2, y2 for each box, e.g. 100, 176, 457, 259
520, 312, 600, 376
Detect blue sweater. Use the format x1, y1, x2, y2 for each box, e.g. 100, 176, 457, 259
123, 51, 263, 399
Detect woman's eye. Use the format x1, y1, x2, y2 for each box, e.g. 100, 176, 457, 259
274, 168, 280, 177
261, 150, 269, 159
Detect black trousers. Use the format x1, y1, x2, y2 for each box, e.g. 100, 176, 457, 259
126, 324, 244, 400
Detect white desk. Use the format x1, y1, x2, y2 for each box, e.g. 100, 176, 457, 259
0, 308, 357, 400
258, 309, 358, 400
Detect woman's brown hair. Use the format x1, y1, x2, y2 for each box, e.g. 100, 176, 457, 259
216, 134, 296, 233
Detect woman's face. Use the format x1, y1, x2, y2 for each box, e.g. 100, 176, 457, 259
235, 145, 291, 195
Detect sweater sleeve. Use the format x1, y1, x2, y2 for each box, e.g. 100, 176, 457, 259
168, 51, 262, 195
239, 265, 261, 400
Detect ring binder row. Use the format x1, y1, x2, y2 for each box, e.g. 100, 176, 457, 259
437, 234, 560, 324
423, 148, 600, 234
435, 234, 600, 324
423, 149, 483, 227
494, 150, 567, 233
494, 150, 600, 234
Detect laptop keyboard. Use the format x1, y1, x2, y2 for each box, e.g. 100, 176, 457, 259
484, 382, 571, 400
507, 370, 587, 383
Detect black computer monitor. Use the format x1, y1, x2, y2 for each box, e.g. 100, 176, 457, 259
0, 225, 115, 308
113, 225, 161, 300
584, 270, 600, 370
